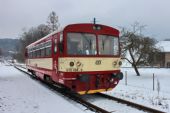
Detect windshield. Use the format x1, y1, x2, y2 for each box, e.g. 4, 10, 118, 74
98, 35, 119, 55
67, 33, 97, 55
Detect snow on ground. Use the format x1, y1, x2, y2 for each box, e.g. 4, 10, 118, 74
105, 67, 170, 113
0, 62, 92, 113
1, 60, 170, 113
82, 94, 146, 113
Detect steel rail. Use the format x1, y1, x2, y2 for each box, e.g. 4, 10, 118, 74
97, 93, 166, 113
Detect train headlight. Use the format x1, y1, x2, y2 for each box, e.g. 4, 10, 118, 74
110, 78, 114, 82
76, 61, 82, 67
117, 72, 123, 80
96, 26, 101, 30
70, 61, 74, 67
119, 61, 122, 66
111, 72, 123, 80
93, 25, 101, 30
112, 61, 117, 67
111, 73, 116, 78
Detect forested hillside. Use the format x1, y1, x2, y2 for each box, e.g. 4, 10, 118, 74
0, 38, 20, 56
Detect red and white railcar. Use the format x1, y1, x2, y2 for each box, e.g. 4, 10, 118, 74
25, 23, 123, 94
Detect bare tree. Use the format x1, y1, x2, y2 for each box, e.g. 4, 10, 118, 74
15, 11, 58, 62
47, 11, 60, 32
16, 24, 50, 62
121, 22, 160, 76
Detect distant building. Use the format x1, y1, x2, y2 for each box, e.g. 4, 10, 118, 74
156, 41, 170, 68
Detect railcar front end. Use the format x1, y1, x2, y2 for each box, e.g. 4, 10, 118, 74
57, 24, 123, 94
25, 23, 123, 95
58, 57, 123, 94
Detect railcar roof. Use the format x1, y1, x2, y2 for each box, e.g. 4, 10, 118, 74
65, 23, 119, 32
26, 28, 62, 48
26, 23, 119, 48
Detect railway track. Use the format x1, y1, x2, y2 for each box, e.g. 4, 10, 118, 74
14, 65, 110, 113
14, 65, 166, 113
96, 93, 166, 113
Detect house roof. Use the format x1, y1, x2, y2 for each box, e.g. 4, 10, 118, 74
156, 41, 170, 52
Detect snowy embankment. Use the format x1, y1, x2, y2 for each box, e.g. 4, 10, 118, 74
105, 67, 170, 113
0, 62, 146, 113
0, 62, 92, 113
1, 61, 170, 113
82, 94, 145, 113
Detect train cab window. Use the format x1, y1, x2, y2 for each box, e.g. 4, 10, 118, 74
113, 38, 119, 55
98, 35, 119, 55
67, 33, 96, 55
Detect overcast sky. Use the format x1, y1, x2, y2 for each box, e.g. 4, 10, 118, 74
0, 0, 170, 40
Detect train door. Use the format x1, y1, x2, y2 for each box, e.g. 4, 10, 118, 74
52, 33, 60, 81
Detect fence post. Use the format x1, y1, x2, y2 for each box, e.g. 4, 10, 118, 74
153, 73, 155, 91
125, 71, 127, 86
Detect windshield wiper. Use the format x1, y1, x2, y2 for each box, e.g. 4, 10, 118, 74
81, 34, 92, 50
101, 35, 109, 50
102, 39, 105, 50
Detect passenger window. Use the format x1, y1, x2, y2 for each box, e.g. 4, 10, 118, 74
41, 48, 45, 57
46, 47, 51, 56
54, 39, 57, 53
45, 40, 52, 56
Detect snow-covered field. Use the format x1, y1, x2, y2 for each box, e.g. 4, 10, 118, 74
82, 94, 146, 113
1, 61, 170, 113
0, 62, 92, 113
105, 67, 170, 113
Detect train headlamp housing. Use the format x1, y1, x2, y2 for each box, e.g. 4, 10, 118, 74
117, 72, 123, 80
111, 72, 123, 80
119, 61, 122, 66
112, 61, 117, 67
93, 25, 101, 30
76, 61, 82, 67
70, 62, 74, 67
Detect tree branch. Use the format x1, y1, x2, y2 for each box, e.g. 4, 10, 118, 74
129, 48, 136, 65
136, 53, 143, 65
121, 57, 132, 64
